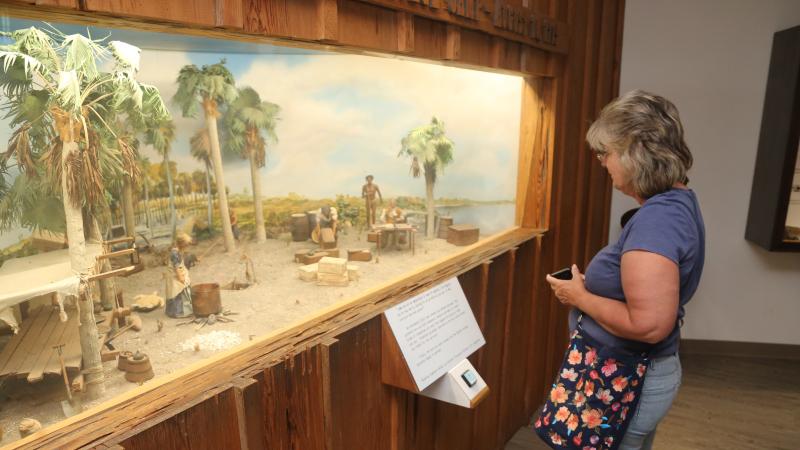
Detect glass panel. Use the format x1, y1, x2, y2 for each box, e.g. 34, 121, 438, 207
0, 17, 523, 442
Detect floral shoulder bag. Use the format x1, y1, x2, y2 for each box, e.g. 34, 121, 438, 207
533, 315, 650, 450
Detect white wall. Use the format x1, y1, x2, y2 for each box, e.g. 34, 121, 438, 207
611, 0, 800, 345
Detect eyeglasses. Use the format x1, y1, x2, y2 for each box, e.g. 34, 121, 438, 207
594, 150, 608, 162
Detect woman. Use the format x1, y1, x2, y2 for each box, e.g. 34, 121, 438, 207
165, 233, 194, 318
545, 90, 705, 449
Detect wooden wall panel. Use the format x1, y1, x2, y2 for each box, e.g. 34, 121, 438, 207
243, 0, 327, 41
118, 388, 240, 449
338, 0, 399, 51
0, 0, 627, 448
458, 29, 492, 68
411, 16, 447, 61
326, 319, 394, 450
84, 0, 242, 28
470, 251, 513, 450
497, 239, 536, 443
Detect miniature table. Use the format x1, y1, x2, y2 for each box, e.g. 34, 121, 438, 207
373, 224, 416, 258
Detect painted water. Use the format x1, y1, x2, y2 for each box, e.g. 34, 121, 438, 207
436, 203, 516, 236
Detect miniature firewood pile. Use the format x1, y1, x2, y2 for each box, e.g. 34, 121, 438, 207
297, 257, 360, 286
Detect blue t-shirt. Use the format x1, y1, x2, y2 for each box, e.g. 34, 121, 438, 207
569, 188, 705, 357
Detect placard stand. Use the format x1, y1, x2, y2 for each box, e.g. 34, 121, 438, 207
381, 315, 489, 408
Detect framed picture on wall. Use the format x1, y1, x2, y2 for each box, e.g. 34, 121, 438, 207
745, 24, 800, 251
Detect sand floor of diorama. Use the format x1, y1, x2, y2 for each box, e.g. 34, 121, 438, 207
0, 229, 471, 444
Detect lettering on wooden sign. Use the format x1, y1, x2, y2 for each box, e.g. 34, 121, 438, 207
493, 0, 557, 46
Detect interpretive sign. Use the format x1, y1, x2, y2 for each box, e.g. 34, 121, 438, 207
384, 278, 485, 390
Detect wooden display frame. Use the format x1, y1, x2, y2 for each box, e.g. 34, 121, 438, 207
0, 1, 625, 448
745, 25, 800, 252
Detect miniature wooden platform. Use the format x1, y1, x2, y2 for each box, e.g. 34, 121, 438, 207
0, 305, 81, 383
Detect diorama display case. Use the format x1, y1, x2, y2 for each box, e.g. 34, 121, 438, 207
746, 24, 800, 252
0, 1, 624, 449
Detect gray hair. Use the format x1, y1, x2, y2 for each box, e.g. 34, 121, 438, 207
586, 90, 692, 199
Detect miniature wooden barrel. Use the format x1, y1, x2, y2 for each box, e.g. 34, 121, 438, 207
191, 283, 222, 317
291, 213, 310, 241
438, 216, 454, 239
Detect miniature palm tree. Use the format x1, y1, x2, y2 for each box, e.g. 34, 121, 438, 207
0, 27, 170, 394
173, 60, 238, 251
190, 128, 214, 231
145, 119, 178, 242
223, 87, 280, 243
398, 117, 455, 238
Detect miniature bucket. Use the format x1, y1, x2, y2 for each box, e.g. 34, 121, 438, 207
191, 283, 222, 317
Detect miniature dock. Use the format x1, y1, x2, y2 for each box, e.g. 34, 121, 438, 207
0, 306, 81, 382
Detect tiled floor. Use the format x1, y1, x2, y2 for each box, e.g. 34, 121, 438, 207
505, 354, 800, 450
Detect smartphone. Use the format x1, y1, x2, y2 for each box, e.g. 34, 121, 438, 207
550, 267, 573, 280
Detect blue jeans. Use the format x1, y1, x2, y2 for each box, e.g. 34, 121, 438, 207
618, 353, 682, 450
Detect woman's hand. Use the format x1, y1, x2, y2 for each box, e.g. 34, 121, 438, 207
545, 264, 588, 308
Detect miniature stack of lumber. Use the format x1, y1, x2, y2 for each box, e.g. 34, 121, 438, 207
294, 248, 340, 265
0, 305, 81, 383
297, 257, 360, 285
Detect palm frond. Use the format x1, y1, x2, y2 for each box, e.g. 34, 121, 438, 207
108, 41, 141, 72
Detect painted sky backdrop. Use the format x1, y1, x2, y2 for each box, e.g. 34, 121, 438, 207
0, 20, 522, 203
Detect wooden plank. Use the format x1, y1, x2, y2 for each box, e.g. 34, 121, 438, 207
27, 309, 71, 382
356, 0, 569, 54
84, 0, 222, 27
430, 265, 488, 450
381, 315, 418, 392
396, 11, 415, 53
583, 0, 619, 264
516, 76, 556, 229
118, 387, 240, 449
318, 337, 337, 450
412, 16, 447, 61
215, 0, 243, 28
230, 377, 260, 450
470, 251, 512, 450
338, 0, 399, 51
444, 24, 461, 60
328, 319, 393, 450
496, 247, 521, 445
43, 311, 79, 376
1, 306, 53, 377
0, 305, 42, 376
570, 0, 601, 266
317, 0, 339, 42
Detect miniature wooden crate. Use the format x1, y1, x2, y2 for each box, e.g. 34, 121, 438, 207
318, 257, 347, 275
297, 263, 318, 282
447, 224, 480, 246
347, 249, 372, 262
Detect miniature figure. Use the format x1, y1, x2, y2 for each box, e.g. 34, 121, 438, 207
312, 206, 339, 247
380, 199, 406, 224
165, 233, 194, 318
230, 210, 241, 241
361, 175, 383, 227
